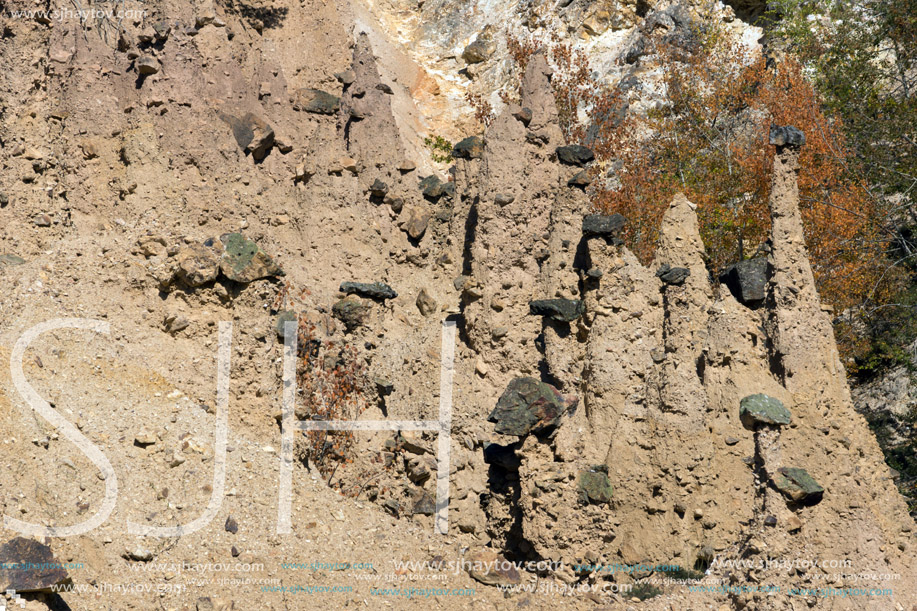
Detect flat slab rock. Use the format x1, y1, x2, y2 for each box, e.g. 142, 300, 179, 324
740, 393, 791, 427
582, 213, 625, 237
465, 550, 522, 586
488, 377, 578, 436
529, 298, 584, 322
339, 281, 397, 300
656, 264, 690, 286
774, 467, 824, 503
0, 537, 70, 592
0, 254, 26, 266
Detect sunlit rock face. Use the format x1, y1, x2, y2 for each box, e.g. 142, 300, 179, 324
358, 0, 756, 141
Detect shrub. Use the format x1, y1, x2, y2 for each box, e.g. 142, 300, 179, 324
466, 92, 496, 129
424, 134, 454, 163
631, 583, 663, 600
273, 283, 368, 486
294, 318, 366, 483
669, 565, 706, 580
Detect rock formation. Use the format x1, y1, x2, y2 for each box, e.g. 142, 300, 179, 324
0, 0, 912, 609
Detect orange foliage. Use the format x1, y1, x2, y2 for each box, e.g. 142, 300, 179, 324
503, 26, 890, 359
466, 91, 496, 128
599, 33, 883, 318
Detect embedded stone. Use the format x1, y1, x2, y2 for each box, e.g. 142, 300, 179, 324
462, 33, 496, 64
0, 537, 70, 592
465, 550, 522, 586
332, 295, 370, 331
482, 442, 521, 470
568, 170, 592, 188
512, 107, 533, 126
274, 311, 297, 340
488, 377, 578, 436
582, 213, 625, 237
334, 70, 355, 86
375, 377, 394, 396
578, 466, 613, 504
221, 112, 274, 161
412, 491, 435, 515
366, 180, 388, 199
175, 241, 222, 287
720, 257, 767, 307
136, 55, 160, 75
529, 298, 585, 322
401, 206, 431, 240
419, 175, 447, 199
340, 281, 397, 300
406, 455, 433, 484
219, 233, 283, 283
294, 88, 340, 115
416, 289, 437, 316
452, 135, 484, 160
656, 264, 690, 286
494, 193, 515, 206
556, 144, 595, 166
0, 254, 26, 266
135, 427, 158, 446
774, 467, 824, 503
769, 125, 805, 149
398, 431, 431, 455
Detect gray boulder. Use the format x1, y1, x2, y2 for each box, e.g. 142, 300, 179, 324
583, 213, 625, 237
556, 144, 595, 166
656, 264, 690, 286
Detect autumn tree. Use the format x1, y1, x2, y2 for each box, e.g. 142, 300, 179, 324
769, 0, 917, 376
502, 18, 893, 365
